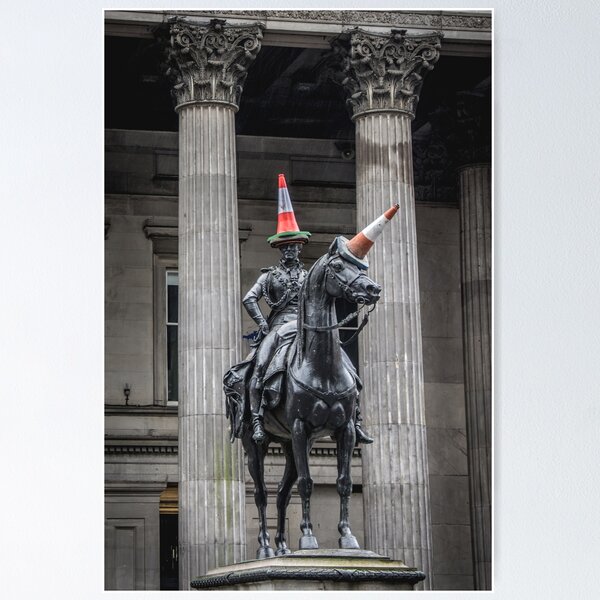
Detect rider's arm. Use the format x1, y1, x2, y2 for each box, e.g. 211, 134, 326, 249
243, 273, 269, 333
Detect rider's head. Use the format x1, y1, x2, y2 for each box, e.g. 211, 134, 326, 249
279, 243, 302, 264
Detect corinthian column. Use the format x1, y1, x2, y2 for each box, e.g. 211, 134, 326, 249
337, 29, 441, 589
459, 164, 491, 589
164, 18, 263, 588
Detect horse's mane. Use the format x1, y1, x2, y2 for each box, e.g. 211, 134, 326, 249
296, 254, 329, 362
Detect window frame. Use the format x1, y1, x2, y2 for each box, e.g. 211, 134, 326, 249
153, 254, 178, 406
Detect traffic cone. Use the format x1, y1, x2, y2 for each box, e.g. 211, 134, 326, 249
337, 204, 400, 269
267, 174, 311, 247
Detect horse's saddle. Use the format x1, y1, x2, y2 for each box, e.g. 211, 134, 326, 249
262, 321, 362, 411
224, 321, 363, 440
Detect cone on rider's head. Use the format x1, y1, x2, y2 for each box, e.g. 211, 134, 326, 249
267, 174, 311, 247
337, 204, 400, 269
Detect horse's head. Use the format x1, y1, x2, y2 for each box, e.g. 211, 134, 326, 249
321, 204, 401, 306
323, 237, 381, 305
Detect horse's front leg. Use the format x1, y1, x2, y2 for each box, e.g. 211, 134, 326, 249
336, 419, 360, 549
292, 418, 318, 549
242, 432, 275, 559
275, 441, 297, 555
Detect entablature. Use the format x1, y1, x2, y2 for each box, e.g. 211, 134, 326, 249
105, 9, 491, 57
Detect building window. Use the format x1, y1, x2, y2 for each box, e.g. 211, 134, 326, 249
166, 271, 178, 403
152, 253, 178, 406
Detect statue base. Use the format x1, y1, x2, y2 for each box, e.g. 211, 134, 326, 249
190, 549, 425, 591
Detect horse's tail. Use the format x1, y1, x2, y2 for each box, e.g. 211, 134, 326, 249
223, 369, 247, 443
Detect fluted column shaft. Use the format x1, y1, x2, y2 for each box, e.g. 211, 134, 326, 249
164, 18, 263, 589
356, 112, 433, 588
177, 103, 245, 587
459, 164, 491, 590
335, 28, 441, 589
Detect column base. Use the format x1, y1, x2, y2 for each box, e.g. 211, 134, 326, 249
190, 549, 425, 591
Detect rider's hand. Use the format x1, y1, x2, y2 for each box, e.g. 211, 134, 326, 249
259, 322, 270, 336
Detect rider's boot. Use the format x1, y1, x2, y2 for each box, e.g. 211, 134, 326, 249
355, 404, 374, 445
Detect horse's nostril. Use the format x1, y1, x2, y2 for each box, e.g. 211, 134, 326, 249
367, 284, 382, 295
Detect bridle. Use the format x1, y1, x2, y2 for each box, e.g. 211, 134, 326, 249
324, 258, 365, 299
302, 255, 378, 345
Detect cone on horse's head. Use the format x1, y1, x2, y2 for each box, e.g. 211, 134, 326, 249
267, 173, 312, 247
336, 204, 400, 269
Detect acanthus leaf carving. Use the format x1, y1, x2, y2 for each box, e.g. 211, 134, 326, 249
174, 10, 491, 30
163, 17, 264, 109
334, 28, 443, 120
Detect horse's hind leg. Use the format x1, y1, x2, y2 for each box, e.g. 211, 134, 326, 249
292, 418, 318, 549
242, 432, 275, 559
275, 441, 297, 556
336, 420, 360, 549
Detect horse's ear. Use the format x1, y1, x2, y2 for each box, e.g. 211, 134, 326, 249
328, 237, 339, 256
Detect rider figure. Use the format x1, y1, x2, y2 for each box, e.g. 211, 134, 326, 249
245, 174, 373, 446
244, 241, 306, 444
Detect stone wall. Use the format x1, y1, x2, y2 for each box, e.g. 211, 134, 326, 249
417, 206, 472, 590
105, 130, 179, 405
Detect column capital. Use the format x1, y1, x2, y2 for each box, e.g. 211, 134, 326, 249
163, 18, 263, 111
335, 28, 442, 120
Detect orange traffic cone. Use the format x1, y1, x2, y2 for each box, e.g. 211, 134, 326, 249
266, 174, 311, 247
338, 204, 400, 269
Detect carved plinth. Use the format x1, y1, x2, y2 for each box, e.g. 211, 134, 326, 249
191, 549, 425, 591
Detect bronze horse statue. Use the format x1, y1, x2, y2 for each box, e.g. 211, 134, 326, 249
224, 206, 398, 558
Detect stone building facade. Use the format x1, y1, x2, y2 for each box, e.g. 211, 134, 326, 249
104, 9, 492, 591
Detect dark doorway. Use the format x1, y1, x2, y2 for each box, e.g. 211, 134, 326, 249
159, 514, 179, 590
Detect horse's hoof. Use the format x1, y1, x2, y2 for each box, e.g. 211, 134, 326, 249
299, 535, 319, 550
275, 546, 292, 556
256, 546, 275, 559
339, 534, 360, 549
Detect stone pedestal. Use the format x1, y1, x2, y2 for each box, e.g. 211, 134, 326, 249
335, 29, 442, 588
191, 549, 425, 591
164, 18, 263, 588
459, 164, 491, 589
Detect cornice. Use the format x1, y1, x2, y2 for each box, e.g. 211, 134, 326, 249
269, 445, 362, 459
165, 10, 491, 31
106, 444, 178, 455
106, 10, 491, 56
104, 438, 361, 459
105, 403, 178, 416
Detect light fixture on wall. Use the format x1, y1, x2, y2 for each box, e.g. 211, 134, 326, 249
334, 140, 355, 161
124, 383, 131, 405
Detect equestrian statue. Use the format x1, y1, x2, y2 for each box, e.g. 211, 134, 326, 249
224, 173, 399, 558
